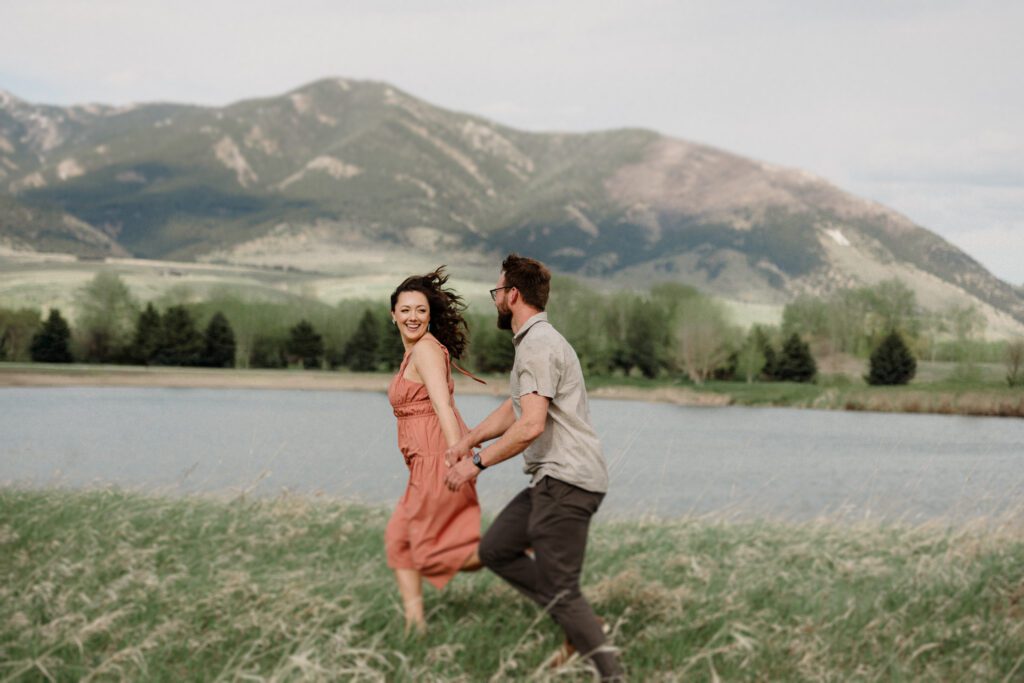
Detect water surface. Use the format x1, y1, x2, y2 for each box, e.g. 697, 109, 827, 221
2, 387, 1022, 522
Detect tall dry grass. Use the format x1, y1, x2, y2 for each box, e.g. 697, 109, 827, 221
2, 488, 1022, 681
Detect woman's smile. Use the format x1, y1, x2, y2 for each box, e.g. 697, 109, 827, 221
393, 290, 431, 343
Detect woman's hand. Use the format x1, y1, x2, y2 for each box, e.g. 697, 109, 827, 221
444, 456, 479, 491
444, 437, 474, 467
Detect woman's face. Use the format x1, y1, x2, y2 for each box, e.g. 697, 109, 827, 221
392, 290, 431, 344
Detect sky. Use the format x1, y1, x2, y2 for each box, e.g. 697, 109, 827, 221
2, 0, 1022, 285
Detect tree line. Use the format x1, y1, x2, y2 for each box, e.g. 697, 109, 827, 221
2, 272, 1022, 386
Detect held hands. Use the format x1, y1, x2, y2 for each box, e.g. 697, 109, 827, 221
444, 456, 479, 491
444, 437, 474, 468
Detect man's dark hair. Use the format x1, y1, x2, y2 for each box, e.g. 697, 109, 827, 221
501, 253, 551, 311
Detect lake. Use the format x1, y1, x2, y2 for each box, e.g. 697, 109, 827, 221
1, 387, 1022, 523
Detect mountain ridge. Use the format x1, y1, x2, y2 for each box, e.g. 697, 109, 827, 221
1, 77, 1022, 332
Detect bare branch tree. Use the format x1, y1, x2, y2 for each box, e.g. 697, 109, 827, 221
675, 297, 732, 385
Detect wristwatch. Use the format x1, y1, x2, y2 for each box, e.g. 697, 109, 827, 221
472, 451, 487, 471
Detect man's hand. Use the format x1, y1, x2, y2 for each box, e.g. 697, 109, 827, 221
444, 457, 479, 491
444, 436, 474, 467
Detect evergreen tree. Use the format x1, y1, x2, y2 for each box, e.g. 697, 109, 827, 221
774, 333, 817, 383
378, 315, 406, 371
130, 303, 162, 365
866, 330, 917, 386
288, 319, 325, 369
154, 305, 204, 366
342, 310, 379, 371
30, 309, 73, 363
202, 311, 236, 368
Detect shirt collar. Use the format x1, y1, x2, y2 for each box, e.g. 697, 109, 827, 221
513, 311, 548, 345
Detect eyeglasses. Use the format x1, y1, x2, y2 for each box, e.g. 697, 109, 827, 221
489, 286, 514, 301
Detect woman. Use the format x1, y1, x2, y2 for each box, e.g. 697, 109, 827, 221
386, 267, 482, 633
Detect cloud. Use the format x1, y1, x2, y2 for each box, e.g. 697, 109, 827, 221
855, 132, 1024, 187
854, 179, 1024, 285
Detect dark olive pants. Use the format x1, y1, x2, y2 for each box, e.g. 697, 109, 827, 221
479, 476, 624, 680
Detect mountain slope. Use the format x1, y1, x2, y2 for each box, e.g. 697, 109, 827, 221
1, 79, 1021, 330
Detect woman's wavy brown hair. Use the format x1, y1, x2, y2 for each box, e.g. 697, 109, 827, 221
390, 266, 469, 359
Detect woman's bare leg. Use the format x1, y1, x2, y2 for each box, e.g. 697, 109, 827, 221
394, 569, 426, 633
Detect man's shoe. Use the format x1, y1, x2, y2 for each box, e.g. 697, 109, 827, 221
549, 617, 608, 669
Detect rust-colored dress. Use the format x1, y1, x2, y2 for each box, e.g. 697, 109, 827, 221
385, 337, 481, 589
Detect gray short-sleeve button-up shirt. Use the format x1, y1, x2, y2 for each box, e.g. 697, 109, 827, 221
510, 312, 609, 493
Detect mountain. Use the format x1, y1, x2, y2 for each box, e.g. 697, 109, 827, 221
2, 79, 1022, 330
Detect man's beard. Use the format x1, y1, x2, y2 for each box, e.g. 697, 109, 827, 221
496, 307, 513, 330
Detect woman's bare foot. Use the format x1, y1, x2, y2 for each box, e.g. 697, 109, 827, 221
404, 617, 427, 637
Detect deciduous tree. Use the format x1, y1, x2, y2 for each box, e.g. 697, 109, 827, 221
0, 307, 41, 362
472, 326, 515, 374
1005, 338, 1024, 387
675, 296, 732, 385
74, 272, 138, 362
736, 329, 767, 384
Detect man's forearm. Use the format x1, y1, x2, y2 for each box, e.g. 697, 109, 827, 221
476, 419, 538, 468
466, 399, 516, 447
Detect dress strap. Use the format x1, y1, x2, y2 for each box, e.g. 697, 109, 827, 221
427, 336, 486, 385
398, 348, 413, 373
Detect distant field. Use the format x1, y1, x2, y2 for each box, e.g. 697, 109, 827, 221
0, 250, 500, 319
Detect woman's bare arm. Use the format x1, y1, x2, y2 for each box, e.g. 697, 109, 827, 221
410, 339, 463, 448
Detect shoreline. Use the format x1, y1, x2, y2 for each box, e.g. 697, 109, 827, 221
0, 364, 730, 406
1, 364, 1020, 417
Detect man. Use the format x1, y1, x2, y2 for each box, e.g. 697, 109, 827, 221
444, 253, 624, 681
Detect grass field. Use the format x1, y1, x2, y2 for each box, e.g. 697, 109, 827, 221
2, 489, 1023, 681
